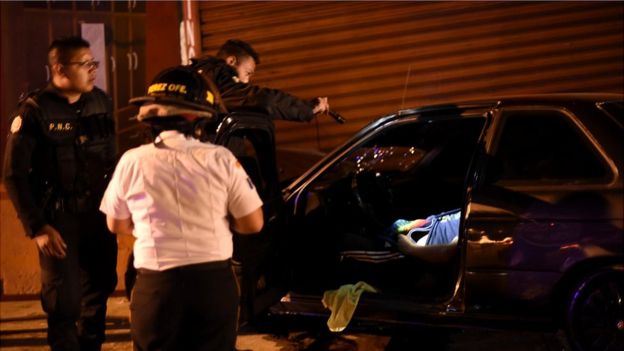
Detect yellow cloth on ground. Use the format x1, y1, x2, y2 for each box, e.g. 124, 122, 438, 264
321, 281, 379, 332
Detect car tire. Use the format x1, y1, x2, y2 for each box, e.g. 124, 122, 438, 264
563, 267, 624, 351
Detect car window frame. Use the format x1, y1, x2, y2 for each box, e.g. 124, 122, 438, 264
487, 106, 618, 188
214, 112, 279, 201
596, 100, 624, 130
287, 112, 489, 208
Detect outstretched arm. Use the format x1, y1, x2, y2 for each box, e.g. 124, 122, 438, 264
206, 58, 328, 122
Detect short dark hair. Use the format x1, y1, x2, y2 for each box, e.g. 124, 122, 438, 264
48, 36, 90, 66
216, 39, 260, 64
147, 116, 213, 141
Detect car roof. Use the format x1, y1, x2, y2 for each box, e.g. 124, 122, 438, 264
284, 93, 623, 196
397, 93, 623, 117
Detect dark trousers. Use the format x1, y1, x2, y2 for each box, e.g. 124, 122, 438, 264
131, 260, 239, 351
39, 211, 118, 351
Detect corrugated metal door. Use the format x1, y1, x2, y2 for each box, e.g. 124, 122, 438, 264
199, 1, 623, 151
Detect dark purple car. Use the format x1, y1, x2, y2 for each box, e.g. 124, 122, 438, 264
126, 94, 623, 351
227, 94, 623, 351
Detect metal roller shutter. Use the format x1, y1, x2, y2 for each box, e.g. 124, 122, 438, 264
199, 1, 624, 151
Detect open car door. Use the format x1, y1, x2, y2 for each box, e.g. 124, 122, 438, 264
275, 108, 489, 324
213, 111, 290, 326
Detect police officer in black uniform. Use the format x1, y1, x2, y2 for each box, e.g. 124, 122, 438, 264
3, 37, 117, 351
192, 38, 331, 121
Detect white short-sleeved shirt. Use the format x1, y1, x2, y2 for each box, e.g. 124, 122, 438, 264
100, 130, 262, 271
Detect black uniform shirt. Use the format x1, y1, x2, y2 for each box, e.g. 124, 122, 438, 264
193, 56, 317, 122
3, 84, 115, 237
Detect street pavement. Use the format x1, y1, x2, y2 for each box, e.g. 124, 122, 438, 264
1, 297, 568, 350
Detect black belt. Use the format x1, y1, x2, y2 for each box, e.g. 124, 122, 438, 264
53, 196, 94, 213
137, 259, 231, 275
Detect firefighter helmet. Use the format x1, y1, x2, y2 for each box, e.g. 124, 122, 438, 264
129, 66, 216, 121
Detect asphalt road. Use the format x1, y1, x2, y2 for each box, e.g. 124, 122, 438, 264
0, 297, 569, 350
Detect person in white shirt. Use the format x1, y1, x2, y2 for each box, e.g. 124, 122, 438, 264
100, 66, 263, 351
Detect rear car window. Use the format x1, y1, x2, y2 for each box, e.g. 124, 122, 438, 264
493, 111, 610, 184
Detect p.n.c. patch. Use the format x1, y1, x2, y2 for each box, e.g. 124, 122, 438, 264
10, 115, 22, 134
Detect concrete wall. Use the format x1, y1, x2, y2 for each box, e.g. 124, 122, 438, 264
1, 185, 40, 295
0, 185, 137, 296
0, 1, 180, 297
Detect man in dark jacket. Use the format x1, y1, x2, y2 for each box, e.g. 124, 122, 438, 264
3, 37, 117, 351
192, 39, 330, 121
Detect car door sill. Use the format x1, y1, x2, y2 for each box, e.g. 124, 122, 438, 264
269, 291, 456, 322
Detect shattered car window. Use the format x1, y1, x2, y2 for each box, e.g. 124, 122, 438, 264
351, 146, 426, 174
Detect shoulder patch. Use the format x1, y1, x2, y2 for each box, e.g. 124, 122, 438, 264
10, 116, 22, 134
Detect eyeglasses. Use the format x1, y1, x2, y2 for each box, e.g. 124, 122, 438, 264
65, 60, 100, 69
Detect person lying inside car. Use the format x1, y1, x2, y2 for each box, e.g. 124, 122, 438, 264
339, 209, 461, 264
392, 209, 461, 263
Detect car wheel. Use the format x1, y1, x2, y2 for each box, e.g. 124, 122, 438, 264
564, 268, 624, 351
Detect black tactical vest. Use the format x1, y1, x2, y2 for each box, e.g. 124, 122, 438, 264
24, 87, 115, 202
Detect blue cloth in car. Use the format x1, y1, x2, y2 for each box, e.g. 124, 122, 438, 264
411, 209, 461, 245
